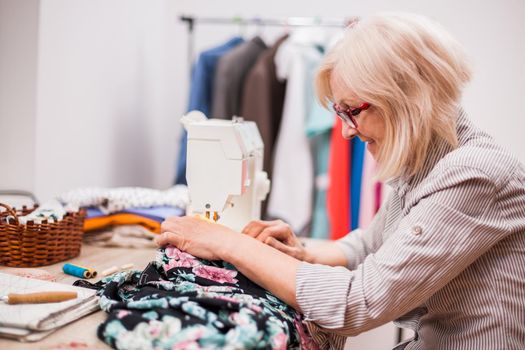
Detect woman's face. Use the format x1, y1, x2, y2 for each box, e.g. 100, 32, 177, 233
330, 74, 386, 158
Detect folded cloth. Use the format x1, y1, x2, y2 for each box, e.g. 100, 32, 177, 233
83, 225, 157, 248
84, 213, 162, 233
58, 186, 188, 214
75, 246, 318, 349
85, 206, 184, 222
84, 206, 184, 233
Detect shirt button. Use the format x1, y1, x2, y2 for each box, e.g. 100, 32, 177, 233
412, 225, 423, 235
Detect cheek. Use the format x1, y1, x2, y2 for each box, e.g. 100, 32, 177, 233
367, 115, 386, 143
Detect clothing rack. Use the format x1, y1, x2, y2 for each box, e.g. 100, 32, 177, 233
179, 15, 352, 69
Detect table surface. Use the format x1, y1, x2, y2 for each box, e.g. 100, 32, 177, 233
0, 245, 157, 350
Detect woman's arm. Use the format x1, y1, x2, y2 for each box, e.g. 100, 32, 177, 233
242, 194, 391, 269
301, 239, 349, 266
221, 232, 301, 309
156, 217, 302, 309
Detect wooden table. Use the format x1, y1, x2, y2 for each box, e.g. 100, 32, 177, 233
0, 245, 157, 350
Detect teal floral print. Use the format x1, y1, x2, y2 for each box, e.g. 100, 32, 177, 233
76, 246, 318, 349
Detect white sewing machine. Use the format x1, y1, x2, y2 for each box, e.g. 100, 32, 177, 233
182, 111, 271, 231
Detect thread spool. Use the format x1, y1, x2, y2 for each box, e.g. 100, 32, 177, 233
76, 264, 98, 278
63, 263, 96, 279
102, 266, 119, 276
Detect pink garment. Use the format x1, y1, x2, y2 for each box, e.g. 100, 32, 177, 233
192, 265, 239, 284
358, 150, 382, 229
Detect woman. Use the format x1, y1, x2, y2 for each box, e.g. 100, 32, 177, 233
157, 13, 525, 349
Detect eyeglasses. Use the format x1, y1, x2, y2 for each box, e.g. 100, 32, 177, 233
332, 102, 371, 129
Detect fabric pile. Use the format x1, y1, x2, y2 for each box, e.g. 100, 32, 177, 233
76, 246, 317, 349
58, 186, 188, 248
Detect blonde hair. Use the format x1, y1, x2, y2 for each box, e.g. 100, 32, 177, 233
316, 12, 472, 180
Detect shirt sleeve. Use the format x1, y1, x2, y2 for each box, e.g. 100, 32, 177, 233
335, 194, 390, 270
296, 166, 510, 340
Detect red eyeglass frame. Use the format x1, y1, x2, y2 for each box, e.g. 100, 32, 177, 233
332, 102, 371, 129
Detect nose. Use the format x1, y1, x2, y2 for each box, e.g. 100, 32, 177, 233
341, 122, 359, 140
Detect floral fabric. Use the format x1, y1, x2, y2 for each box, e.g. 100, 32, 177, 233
82, 246, 316, 349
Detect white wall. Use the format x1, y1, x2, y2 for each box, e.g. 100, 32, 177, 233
34, 0, 181, 200
0, 0, 39, 192
0, 0, 181, 201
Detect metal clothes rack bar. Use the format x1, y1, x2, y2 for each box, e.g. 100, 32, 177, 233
179, 15, 349, 68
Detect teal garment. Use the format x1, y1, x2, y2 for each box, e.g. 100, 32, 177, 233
305, 75, 334, 239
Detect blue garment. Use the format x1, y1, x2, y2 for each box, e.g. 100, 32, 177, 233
86, 206, 184, 222
175, 37, 244, 185
349, 138, 365, 230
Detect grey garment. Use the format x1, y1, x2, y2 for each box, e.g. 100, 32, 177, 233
211, 36, 267, 119
296, 109, 525, 350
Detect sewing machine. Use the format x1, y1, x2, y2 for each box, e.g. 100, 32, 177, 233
182, 111, 271, 231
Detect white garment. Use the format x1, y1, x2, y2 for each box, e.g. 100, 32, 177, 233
58, 185, 189, 214
17, 199, 70, 224
267, 30, 327, 232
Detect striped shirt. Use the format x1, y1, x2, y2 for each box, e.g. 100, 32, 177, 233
296, 110, 525, 349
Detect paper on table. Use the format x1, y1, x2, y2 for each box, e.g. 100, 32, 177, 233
0, 272, 99, 331
0, 325, 54, 342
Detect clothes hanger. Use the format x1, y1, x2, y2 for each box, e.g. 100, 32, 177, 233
232, 16, 247, 39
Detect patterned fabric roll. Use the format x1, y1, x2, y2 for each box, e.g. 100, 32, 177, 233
77, 246, 318, 349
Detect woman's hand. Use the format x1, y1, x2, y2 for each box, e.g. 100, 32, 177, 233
155, 216, 236, 261
241, 219, 310, 262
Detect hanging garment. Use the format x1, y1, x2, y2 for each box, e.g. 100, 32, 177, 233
358, 151, 382, 229
327, 118, 350, 240
349, 138, 366, 230
240, 34, 288, 185
305, 82, 334, 240
76, 246, 317, 349
175, 37, 244, 185
211, 37, 267, 119
267, 31, 326, 233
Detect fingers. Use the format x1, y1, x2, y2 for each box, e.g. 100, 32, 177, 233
242, 220, 285, 238
265, 237, 300, 259
255, 224, 291, 244
161, 216, 197, 234
242, 220, 268, 238
155, 231, 185, 249
161, 216, 181, 233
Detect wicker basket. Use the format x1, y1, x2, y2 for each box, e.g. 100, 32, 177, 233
0, 202, 85, 267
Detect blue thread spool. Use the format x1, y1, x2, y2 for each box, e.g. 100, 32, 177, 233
63, 263, 94, 279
